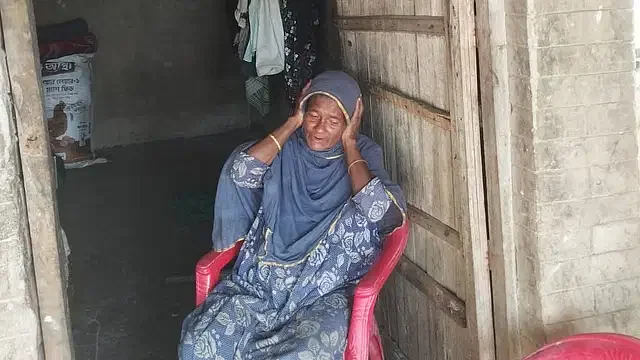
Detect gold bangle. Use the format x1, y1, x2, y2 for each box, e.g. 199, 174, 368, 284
268, 134, 282, 152
347, 159, 368, 174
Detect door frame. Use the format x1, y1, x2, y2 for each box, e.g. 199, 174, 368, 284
474, 0, 519, 359
0, 0, 74, 358
446, 0, 496, 358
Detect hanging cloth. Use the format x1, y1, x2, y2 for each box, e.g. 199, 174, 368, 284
234, 0, 249, 28
234, 23, 251, 60
243, 0, 285, 76
245, 76, 270, 116
281, 0, 322, 112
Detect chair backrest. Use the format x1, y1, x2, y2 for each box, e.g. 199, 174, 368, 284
345, 221, 410, 360
355, 220, 410, 295
523, 333, 640, 360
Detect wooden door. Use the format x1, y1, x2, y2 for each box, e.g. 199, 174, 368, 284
334, 0, 495, 359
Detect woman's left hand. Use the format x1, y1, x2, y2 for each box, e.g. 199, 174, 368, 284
342, 97, 363, 145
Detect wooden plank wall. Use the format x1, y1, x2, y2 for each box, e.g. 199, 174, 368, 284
336, 0, 480, 358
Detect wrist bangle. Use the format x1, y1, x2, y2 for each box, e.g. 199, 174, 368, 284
347, 159, 368, 174
269, 134, 282, 152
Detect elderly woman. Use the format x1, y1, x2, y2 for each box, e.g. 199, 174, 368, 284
179, 71, 406, 360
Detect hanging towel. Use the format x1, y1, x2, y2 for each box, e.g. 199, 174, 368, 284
245, 76, 270, 116
243, 0, 284, 76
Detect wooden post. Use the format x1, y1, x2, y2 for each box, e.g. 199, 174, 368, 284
0, 0, 74, 358
446, 0, 496, 358
0, 22, 46, 360
474, 0, 519, 358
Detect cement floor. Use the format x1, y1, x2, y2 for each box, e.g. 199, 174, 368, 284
57, 130, 256, 359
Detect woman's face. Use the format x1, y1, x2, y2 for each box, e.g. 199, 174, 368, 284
302, 95, 346, 151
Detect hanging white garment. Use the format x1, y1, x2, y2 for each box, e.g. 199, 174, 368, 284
234, 0, 248, 28
243, 0, 284, 76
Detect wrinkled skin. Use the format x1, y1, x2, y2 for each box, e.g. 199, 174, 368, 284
302, 95, 347, 151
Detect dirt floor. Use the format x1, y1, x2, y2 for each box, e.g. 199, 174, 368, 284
57, 130, 258, 359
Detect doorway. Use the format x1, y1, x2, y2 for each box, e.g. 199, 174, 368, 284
1, 0, 501, 358
1, 0, 331, 358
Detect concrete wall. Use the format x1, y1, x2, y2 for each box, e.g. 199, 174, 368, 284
533, 0, 638, 340
502, 0, 546, 356
0, 136, 42, 359
33, 0, 248, 148
0, 45, 43, 358
503, 0, 640, 356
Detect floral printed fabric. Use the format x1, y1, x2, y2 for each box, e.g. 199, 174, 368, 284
179, 152, 399, 360
230, 152, 268, 189
280, 0, 322, 113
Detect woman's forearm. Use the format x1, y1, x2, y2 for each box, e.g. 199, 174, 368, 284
344, 139, 373, 194
247, 117, 299, 165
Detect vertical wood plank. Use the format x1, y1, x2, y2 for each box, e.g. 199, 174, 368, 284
0, 0, 74, 358
375, 283, 390, 346
354, 32, 371, 136
417, 35, 451, 111
341, 0, 354, 17
395, 114, 411, 358
475, 0, 516, 356
395, 270, 410, 356
405, 231, 420, 358
364, 33, 375, 139
341, 31, 358, 75
380, 32, 397, 183
405, 99, 424, 360
430, 297, 445, 360
0, 8, 46, 360
337, 0, 345, 18
446, 0, 495, 357
388, 33, 408, 348
392, 30, 412, 357
368, 32, 384, 154
371, 90, 385, 150
354, 29, 369, 83
415, 0, 447, 16
416, 285, 429, 359
386, 271, 400, 344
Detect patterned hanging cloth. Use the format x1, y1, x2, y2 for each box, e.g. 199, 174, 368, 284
245, 76, 270, 116
280, 0, 322, 114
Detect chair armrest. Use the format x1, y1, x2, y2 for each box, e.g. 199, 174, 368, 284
345, 221, 410, 360
195, 241, 243, 307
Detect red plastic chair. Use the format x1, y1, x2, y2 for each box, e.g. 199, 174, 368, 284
523, 333, 640, 359
195, 221, 410, 360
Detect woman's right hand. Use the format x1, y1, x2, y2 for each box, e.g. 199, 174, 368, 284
288, 81, 311, 128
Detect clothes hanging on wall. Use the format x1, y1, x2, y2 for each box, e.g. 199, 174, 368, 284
231, 0, 250, 59
231, 0, 326, 115
245, 76, 270, 116
227, 0, 241, 54
235, 0, 249, 28
230, 0, 250, 62
243, 0, 285, 76
280, 0, 322, 112
234, 24, 251, 60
